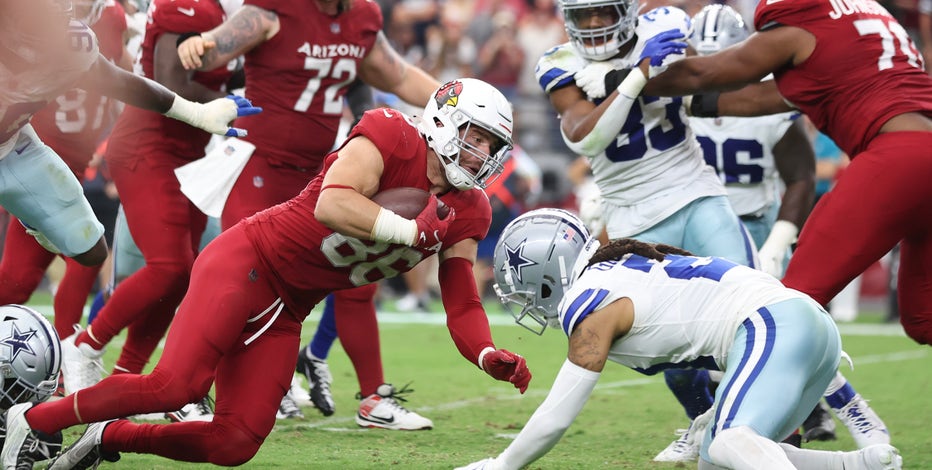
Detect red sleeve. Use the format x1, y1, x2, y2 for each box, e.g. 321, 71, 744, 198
439, 189, 492, 250
349, 109, 419, 165
152, 0, 218, 32
439, 257, 495, 367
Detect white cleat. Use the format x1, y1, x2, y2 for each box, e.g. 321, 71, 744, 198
46, 420, 120, 470
277, 389, 305, 419
61, 326, 106, 395
653, 408, 712, 462
833, 394, 890, 448
356, 383, 433, 431
165, 396, 214, 422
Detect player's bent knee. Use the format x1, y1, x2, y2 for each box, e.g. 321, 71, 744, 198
207, 427, 262, 466
903, 323, 932, 345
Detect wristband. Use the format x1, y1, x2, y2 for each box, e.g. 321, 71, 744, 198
477, 346, 496, 370
164, 94, 198, 121
690, 91, 721, 117
370, 207, 417, 246
176, 32, 202, 48
616, 67, 647, 99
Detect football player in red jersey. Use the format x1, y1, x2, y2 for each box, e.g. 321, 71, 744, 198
0, 0, 128, 342
175, 0, 445, 424
0, 78, 533, 468
0, 0, 257, 263
639, 0, 932, 343
57, 0, 248, 411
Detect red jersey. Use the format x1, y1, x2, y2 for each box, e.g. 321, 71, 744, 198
236, 0, 382, 170
755, 0, 932, 156
105, 0, 232, 164
244, 109, 492, 318
30, 2, 127, 176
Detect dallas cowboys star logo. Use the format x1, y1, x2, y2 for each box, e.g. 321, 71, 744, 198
503, 239, 536, 283
0, 324, 37, 362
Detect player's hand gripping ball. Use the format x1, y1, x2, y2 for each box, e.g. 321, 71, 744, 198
372, 187, 450, 220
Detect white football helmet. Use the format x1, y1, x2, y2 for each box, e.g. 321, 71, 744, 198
0, 305, 62, 409
560, 0, 639, 61
493, 209, 600, 335
688, 4, 749, 56
73, 0, 108, 25
419, 78, 514, 190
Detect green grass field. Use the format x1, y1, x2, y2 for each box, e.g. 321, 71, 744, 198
27, 296, 932, 469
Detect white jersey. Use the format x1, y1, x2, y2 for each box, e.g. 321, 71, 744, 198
0, 20, 99, 153
690, 111, 799, 217
536, 7, 726, 236
558, 253, 808, 373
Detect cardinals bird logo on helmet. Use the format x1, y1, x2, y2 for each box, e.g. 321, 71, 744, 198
434, 80, 464, 109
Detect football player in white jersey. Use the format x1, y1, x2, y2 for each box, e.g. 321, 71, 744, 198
535, 0, 757, 459
688, 4, 890, 453
456, 209, 903, 470
0, 0, 258, 267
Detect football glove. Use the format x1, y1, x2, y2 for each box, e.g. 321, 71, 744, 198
165, 94, 262, 137
639, 29, 687, 78
757, 220, 798, 279
412, 195, 455, 250
480, 348, 531, 394
574, 62, 631, 99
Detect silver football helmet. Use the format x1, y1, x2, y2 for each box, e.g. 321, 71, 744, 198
493, 208, 600, 335
688, 4, 749, 56
0, 305, 61, 409
559, 0, 639, 61
419, 78, 514, 190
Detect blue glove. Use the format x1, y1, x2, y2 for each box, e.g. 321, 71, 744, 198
639, 29, 687, 77
225, 95, 262, 137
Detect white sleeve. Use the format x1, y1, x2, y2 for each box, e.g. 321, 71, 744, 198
496, 359, 601, 470
561, 69, 647, 157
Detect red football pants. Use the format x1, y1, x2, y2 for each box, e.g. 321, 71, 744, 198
87, 156, 207, 372
26, 226, 303, 465
222, 153, 385, 393
783, 131, 932, 344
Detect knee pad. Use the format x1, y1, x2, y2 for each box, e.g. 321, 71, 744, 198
207, 424, 263, 466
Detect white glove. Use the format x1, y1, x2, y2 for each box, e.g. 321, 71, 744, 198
454, 457, 505, 470
164, 94, 261, 137
757, 220, 798, 278
573, 62, 616, 99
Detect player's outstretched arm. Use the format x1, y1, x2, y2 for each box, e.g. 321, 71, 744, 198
642, 26, 804, 97
177, 5, 278, 71
455, 301, 629, 470
81, 54, 261, 136
438, 241, 532, 393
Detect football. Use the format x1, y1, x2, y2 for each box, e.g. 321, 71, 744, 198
372, 187, 450, 220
